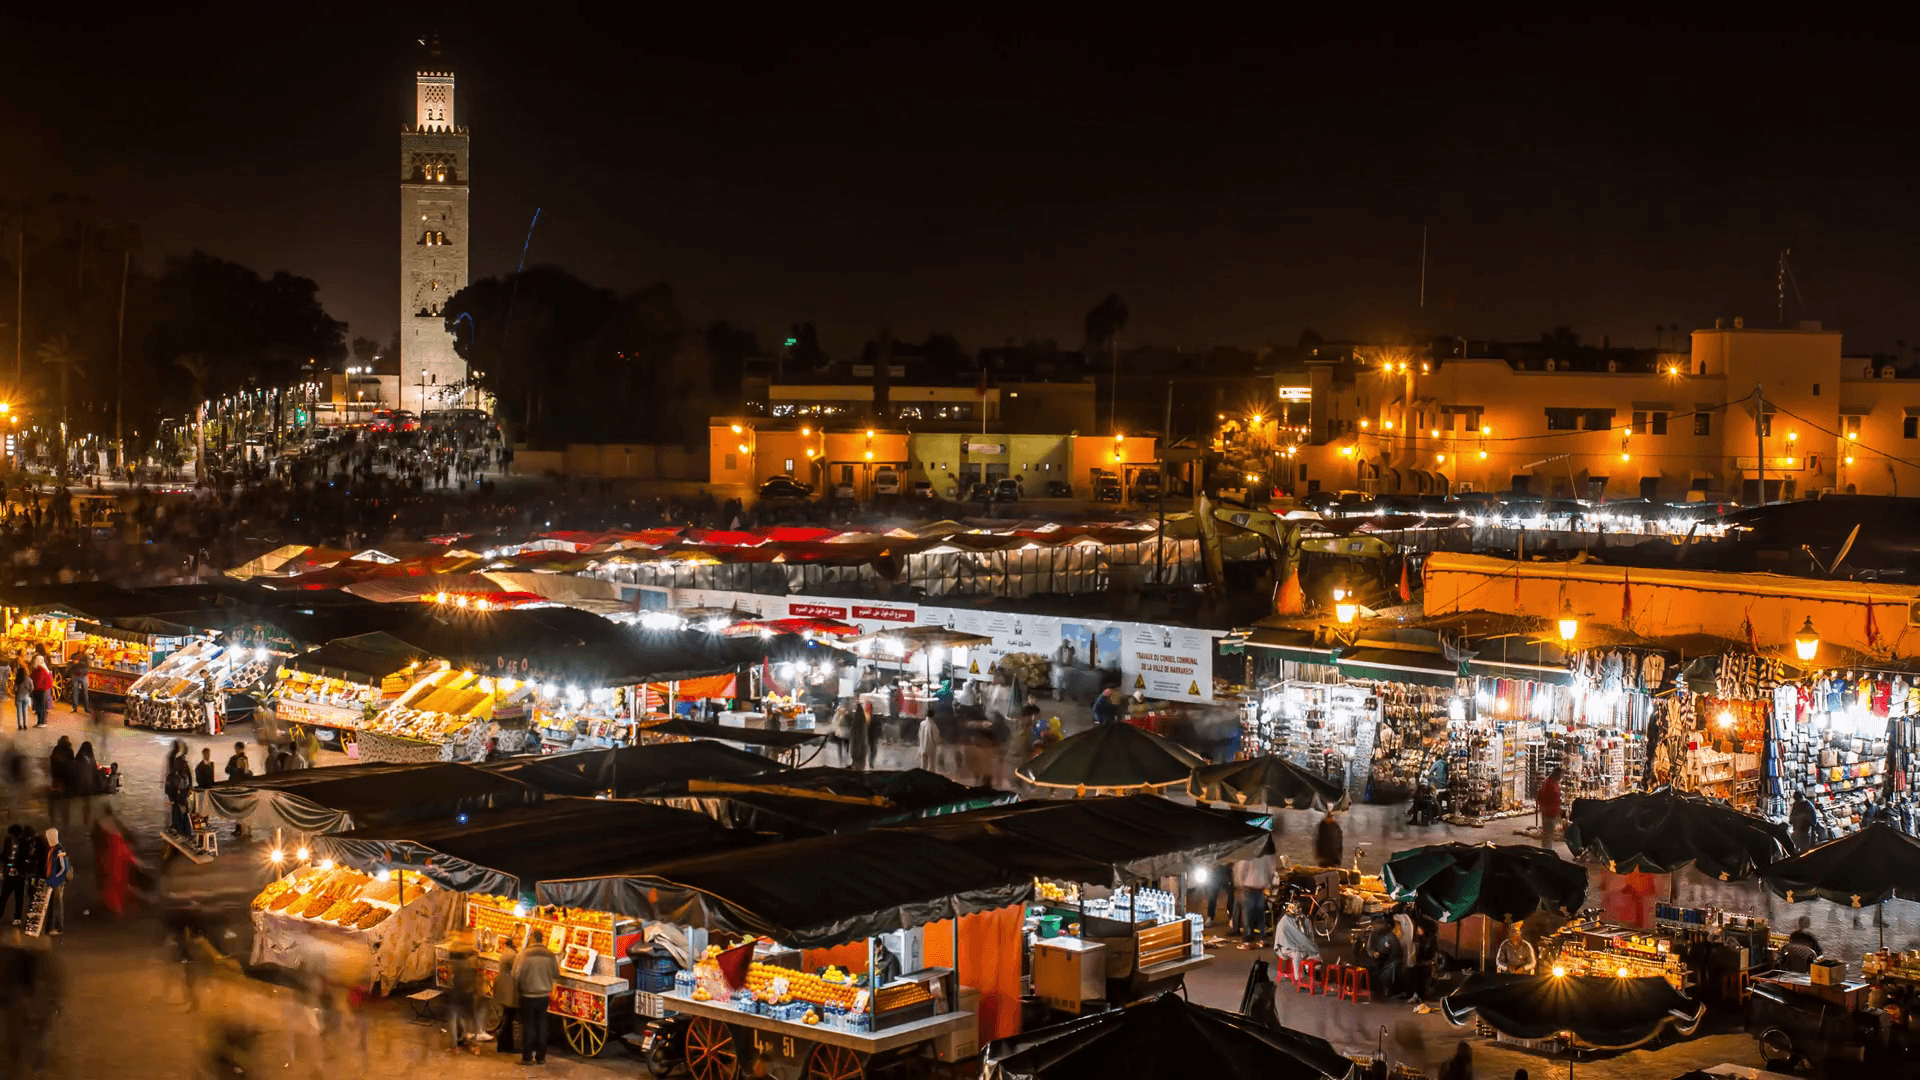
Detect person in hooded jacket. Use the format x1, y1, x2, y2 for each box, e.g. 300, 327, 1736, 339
0, 826, 27, 924
47, 738, 74, 798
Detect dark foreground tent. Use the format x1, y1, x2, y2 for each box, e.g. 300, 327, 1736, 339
639, 717, 829, 752
536, 829, 1033, 948
668, 767, 1014, 837
206, 761, 539, 834
1441, 973, 1706, 1049
1759, 821, 1920, 907
283, 631, 433, 684
476, 740, 779, 797
1016, 721, 1207, 792
890, 794, 1271, 887
1384, 842, 1590, 923
1565, 787, 1795, 879
314, 796, 756, 897
983, 992, 1354, 1080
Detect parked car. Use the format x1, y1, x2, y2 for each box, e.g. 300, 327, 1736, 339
993, 478, 1021, 502
873, 468, 901, 496
759, 475, 814, 500
967, 482, 994, 504
1044, 479, 1073, 498
832, 482, 857, 501
910, 480, 935, 498
1133, 471, 1162, 501
1093, 475, 1123, 502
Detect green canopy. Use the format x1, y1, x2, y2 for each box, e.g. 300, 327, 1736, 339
1016, 722, 1206, 792
1565, 787, 1795, 880
1188, 755, 1345, 811
1383, 842, 1588, 923
1759, 822, 1920, 907
1441, 973, 1705, 1050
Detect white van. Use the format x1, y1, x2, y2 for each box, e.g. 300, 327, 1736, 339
873, 468, 901, 495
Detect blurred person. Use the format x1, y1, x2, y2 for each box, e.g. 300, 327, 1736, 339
27, 656, 51, 728
1535, 766, 1564, 849
67, 648, 88, 714
1440, 1040, 1474, 1080
41, 828, 69, 934
194, 747, 216, 789
917, 713, 940, 772
1092, 687, 1119, 725
224, 740, 252, 782
446, 934, 480, 1051
0, 826, 25, 924
513, 929, 558, 1065
47, 737, 74, 799
1233, 847, 1276, 948
491, 935, 519, 1054
1315, 809, 1344, 869
9, 655, 27, 730
1496, 923, 1536, 974
1275, 899, 1320, 970
848, 700, 870, 773
92, 812, 139, 917
165, 752, 194, 835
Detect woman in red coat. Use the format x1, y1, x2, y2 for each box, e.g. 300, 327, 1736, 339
92, 812, 138, 916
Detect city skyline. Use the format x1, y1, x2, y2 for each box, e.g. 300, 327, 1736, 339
8, 12, 1920, 358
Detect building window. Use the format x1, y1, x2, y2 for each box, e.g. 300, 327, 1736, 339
1649, 411, 1668, 435
1906, 417, 1918, 440
784, 458, 794, 473
1695, 413, 1711, 436
1631, 411, 1646, 433
1545, 408, 1579, 431
724, 453, 738, 471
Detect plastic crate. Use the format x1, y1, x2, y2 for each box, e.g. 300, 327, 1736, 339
636, 970, 676, 994
635, 953, 679, 976
635, 992, 663, 1019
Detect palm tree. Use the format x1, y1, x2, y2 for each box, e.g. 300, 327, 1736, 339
35, 332, 84, 480
175, 353, 210, 481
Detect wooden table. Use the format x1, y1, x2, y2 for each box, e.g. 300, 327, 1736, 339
1753, 972, 1869, 1011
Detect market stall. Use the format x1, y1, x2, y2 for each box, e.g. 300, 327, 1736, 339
667, 767, 1015, 839
851, 626, 994, 728
249, 862, 454, 993
537, 829, 1033, 1079
1763, 665, 1915, 838
357, 666, 526, 763
477, 740, 779, 798
267, 632, 435, 745
125, 639, 278, 731
897, 795, 1269, 1015
981, 990, 1354, 1080
311, 797, 758, 1054
1441, 972, 1706, 1052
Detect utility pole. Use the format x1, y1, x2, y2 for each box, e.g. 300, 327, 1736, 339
1756, 384, 1766, 504
114, 248, 128, 471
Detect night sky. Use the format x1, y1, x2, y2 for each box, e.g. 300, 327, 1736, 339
6, 11, 1918, 358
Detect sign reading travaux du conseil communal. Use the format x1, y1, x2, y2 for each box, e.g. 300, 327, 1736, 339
1124, 623, 1215, 702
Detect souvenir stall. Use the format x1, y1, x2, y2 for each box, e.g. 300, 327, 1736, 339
1657, 654, 1789, 816
249, 862, 454, 993
538, 829, 1029, 1079
124, 639, 276, 731
356, 667, 531, 764
534, 683, 646, 751
1766, 666, 1911, 835
62, 620, 200, 703
269, 632, 435, 747
1242, 677, 1378, 798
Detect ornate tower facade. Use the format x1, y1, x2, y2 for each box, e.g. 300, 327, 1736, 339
398, 67, 470, 411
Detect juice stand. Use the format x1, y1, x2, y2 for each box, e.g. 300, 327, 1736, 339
536, 828, 1032, 1079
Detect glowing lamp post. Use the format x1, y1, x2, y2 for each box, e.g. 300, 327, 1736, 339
1794, 617, 1820, 663
1558, 602, 1579, 643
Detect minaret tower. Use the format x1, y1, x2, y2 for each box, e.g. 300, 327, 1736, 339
398, 43, 469, 411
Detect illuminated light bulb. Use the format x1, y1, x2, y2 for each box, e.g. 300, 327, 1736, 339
296, 846, 310, 862
1616, 966, 1629, 978
867, 429, 876, 438
317, 859, 334, 871
377, 870, 391, 882
1551, 965, 1566, 978
1436, 454, 1445, 463
269, 849, 285, 863
1794, 617, 1820, 662
801, 426, 811, 436
1558, 603, 1578, 642
1431, 429, 1440, 438
1717, 710, 1736, 728
1383, 421, 1393, 430
730, 424, 742, 434
1847, 430, 1858, 440
1621, 452, 1631, 462
1479, 450, 1489, 459
1846, 455, 1855, 465
1788, 430, 1798, 442
1481, 425, 1491, 435
1359, 419, 1369, 428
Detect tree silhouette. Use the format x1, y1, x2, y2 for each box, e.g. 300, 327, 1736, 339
36, 332, 84, 479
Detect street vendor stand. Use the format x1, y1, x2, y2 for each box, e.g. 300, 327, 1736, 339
205, 760, 539, 839
538, 828, 1033, 1079
126, 638, 277, 731
895, 795, 1268, 1015
357, 665, 527, 763
313, 796, 754, 1053
266, 632, 434, 749
249, 861, 452, 992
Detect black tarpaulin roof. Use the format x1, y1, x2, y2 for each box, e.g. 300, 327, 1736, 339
476, 741, 780, 798
315, 796, 756, 898
983, 992, 1355, 1080
1759, 821, 1920, 906
206, 761, 539, 834
1441, 973, 1706, 1049
1566, 787, 1796, 880
287, 631, 433, 684
640, 718, 828, 749
535, 829, 1033, 948
671, 768, 1015, 838
392, 607, 810, 685
887, 795, 1271, 887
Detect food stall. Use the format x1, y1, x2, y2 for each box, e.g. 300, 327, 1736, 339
125, 639, 278, 731
1539, 917, 1698, 992
897, 796, 1267, 1015
267, 632, 435, 747
852, 626, 993, 730
249, 862, 454, 993
533, 683, 641, 751
312, 797, 751, 1056
356, 666, 529, 763
536, 828, 1032, 1079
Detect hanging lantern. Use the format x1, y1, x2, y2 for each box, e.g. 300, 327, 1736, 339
1794, 617, 1820, 662
1558, 601, 1578, 643
1333, 587, 1358, 626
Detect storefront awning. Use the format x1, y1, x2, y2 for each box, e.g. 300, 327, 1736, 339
1335, 648, 1459, 688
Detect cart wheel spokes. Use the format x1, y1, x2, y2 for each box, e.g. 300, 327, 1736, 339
806, 1042, 866, 1080
563, 1018, 609, 1057
686, 1017, 738, 1080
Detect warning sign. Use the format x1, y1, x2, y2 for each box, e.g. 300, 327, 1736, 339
1134, 674, 1146, 689
1188, 681, 1201, 696
969, 659, 980, 674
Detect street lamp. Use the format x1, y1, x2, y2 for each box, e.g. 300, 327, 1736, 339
1333, 587, 1358, 625
1558, 602, 1579, 643
1794, 617, 1820, 662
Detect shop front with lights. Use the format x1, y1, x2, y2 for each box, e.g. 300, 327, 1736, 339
357, 667, 529, 764
1656, 654, 1793, 817
1764, 664, 1918, 836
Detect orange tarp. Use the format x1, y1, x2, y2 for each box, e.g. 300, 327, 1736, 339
646, 674, 736, 700
800, 904, 1024, 1041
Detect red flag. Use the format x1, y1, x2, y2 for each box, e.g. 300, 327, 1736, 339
1867, 598, 1882, 647
1743, 613, 1759, 654
1398, 560, 1412, 603
1621, 569, 1632, 624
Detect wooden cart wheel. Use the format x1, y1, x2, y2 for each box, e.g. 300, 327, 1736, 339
805, 1042, 866, 1080
53, 672, 72, 700
685, 1016, 738, 1080
563, 1017, 609, 1057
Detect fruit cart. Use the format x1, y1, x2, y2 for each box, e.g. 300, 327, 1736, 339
448, 897, 642, 1057
536, 829, 1032, 1080
249, 863, 455, 993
